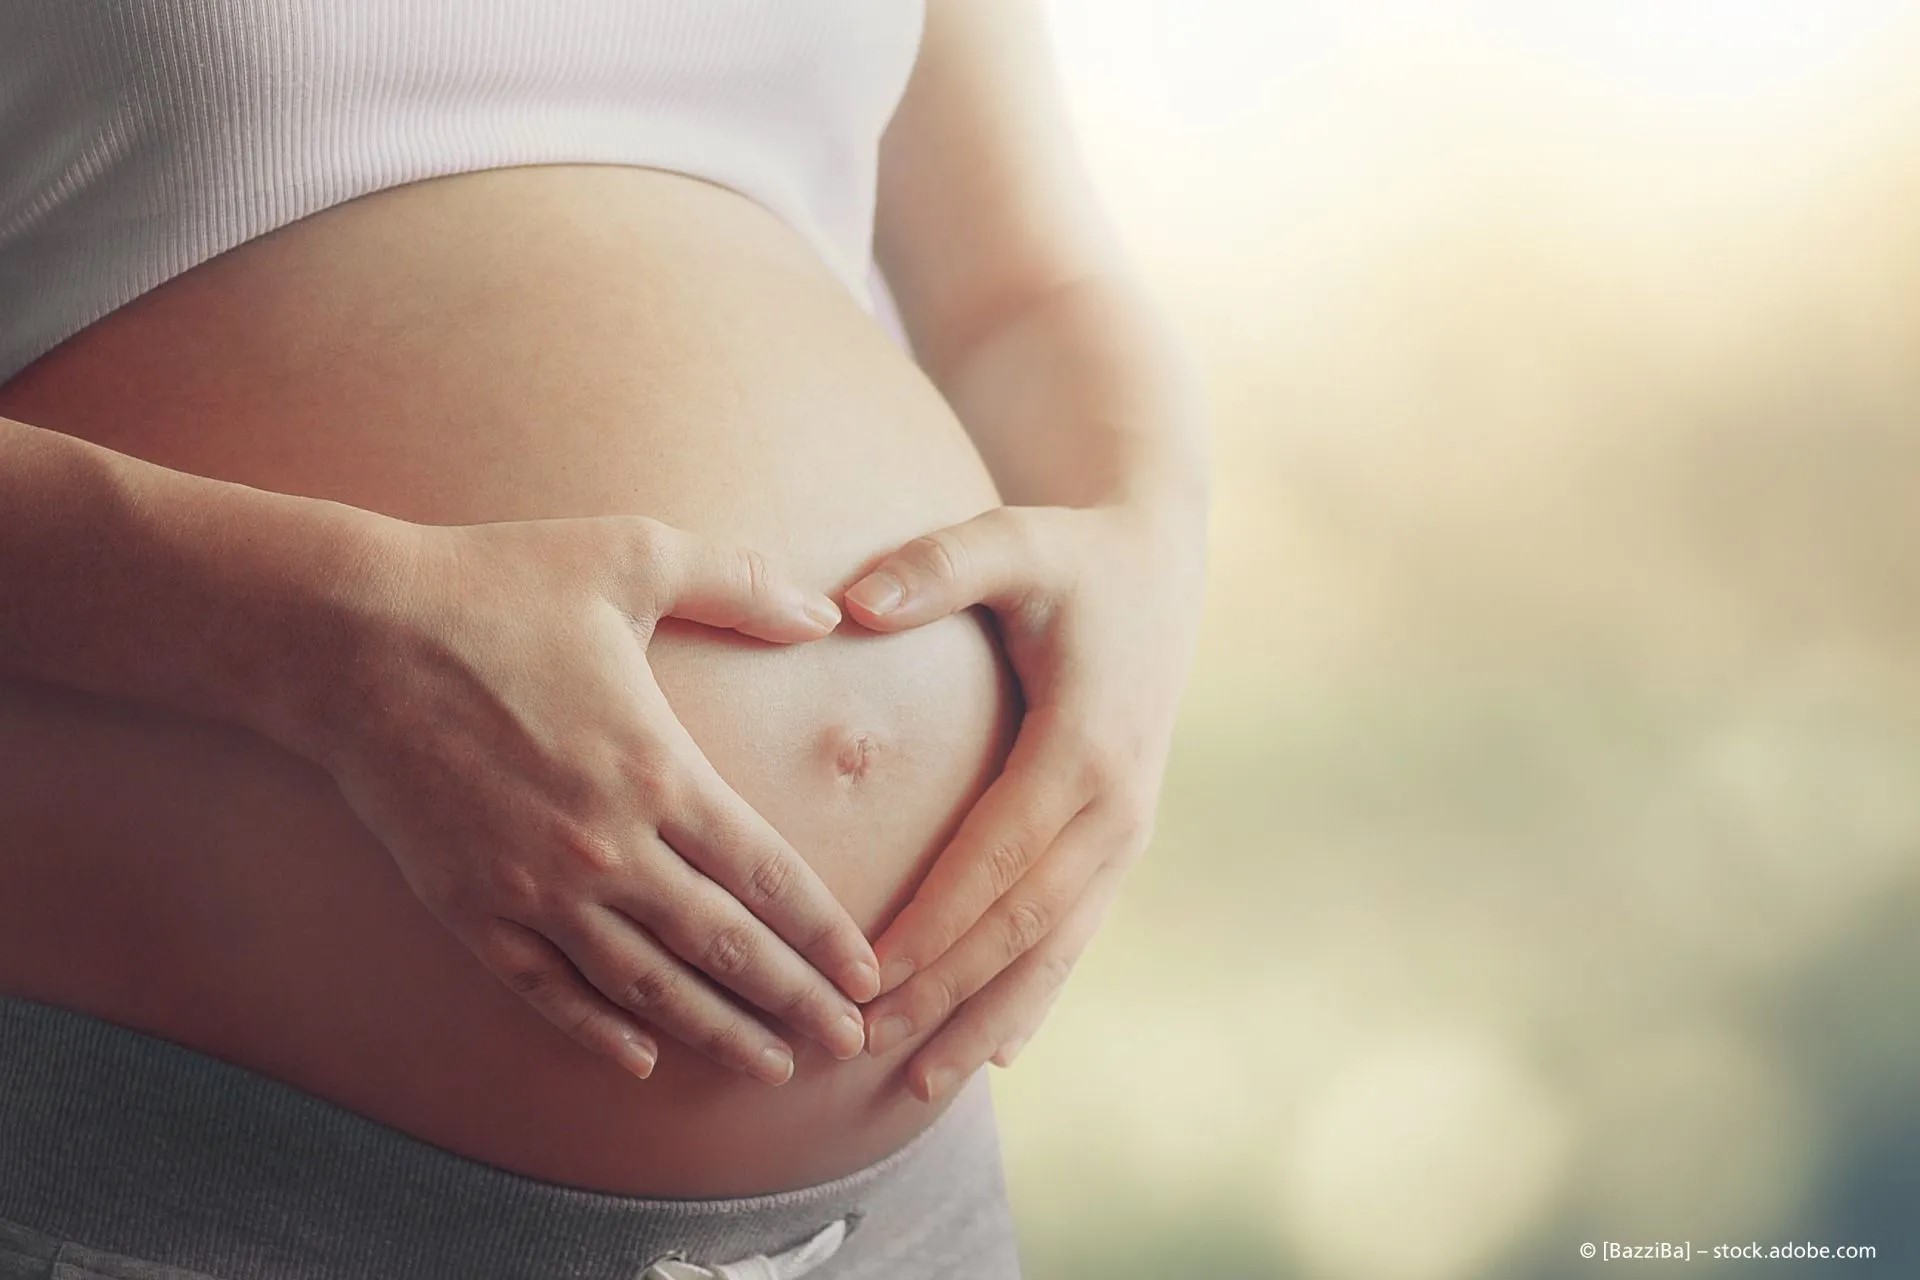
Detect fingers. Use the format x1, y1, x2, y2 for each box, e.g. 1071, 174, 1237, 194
860, 805, 1118, 1058
897, 859, 1126, 1104
621, 672, 882, 1005
609, 858, 869, 1062
546, 906, 810, 1086
868, 706, 1091, 996
467, 916, 663, 1082
633, 518, 841, 643
653, 731, 883, 1005
843, 507, 1053, 632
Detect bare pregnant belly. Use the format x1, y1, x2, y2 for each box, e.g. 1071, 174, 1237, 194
0, 164, 1019, 1197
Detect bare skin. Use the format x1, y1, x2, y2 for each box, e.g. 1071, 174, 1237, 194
0, 163, 1017, 1196
0, 0, 1209, 1201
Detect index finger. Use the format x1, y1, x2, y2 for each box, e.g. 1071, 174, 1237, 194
621, 669, 881, 1001
868, 710, 1090, 995
653, 748, 882, 1005
910, 857, 1127, 1102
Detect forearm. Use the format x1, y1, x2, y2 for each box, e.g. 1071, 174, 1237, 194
0, 415, 410, 757
926, 270, 1211, 523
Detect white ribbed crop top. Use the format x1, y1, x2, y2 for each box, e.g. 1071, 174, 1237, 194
0, 1, 926, 386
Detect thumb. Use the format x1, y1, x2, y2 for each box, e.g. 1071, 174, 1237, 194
843, 507, 1039, 632
645, 523, 840, 643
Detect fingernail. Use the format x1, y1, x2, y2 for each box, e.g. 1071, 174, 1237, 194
866, 1015, 912, 1056
844, 959, 881, 1003
846, 573, 904, 616
922, 1065, 957, 1102
804, 597, 842, 630
831, 1013, 866, 1060
616, 1036, 656, 1081
756, 1044, 795, 1086
877, 955, 915, 994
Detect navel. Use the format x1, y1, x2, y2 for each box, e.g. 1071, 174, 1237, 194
831, 729, 877, 783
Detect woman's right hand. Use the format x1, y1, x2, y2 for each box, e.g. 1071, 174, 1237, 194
303, 514, 880, 1086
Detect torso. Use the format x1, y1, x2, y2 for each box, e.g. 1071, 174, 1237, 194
0, 163, 1020, 1197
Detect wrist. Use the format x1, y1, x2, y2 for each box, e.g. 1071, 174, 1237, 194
244, 506, 423, 768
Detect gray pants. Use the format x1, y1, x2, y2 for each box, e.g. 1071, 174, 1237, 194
0, 994, 1022, 1280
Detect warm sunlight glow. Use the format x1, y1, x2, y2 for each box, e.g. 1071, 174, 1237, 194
1047, 0, 1916, 128
1004, 3, 1920, 1275
1477, 0, 1913, 104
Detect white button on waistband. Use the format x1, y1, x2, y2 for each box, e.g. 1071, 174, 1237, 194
636, 1215, 852, 1280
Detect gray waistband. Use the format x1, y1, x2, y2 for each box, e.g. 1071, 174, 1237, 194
0, 993, 1018, 1280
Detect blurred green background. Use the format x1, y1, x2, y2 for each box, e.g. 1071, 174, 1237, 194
997, 3, 1920, 1276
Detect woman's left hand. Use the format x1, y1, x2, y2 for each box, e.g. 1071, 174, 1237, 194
841, 499, 1206, 1102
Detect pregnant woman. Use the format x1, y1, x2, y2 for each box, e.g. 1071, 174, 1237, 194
0, 2, 1208, 1277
